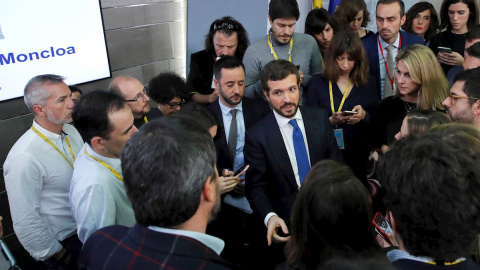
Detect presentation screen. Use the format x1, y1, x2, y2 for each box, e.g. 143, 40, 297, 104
0, 0, 111, 101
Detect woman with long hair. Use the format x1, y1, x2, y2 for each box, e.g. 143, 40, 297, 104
429, 0, 479, 74
402, 2, 440, 45
306, 30, 377, 184
282, 160, 382, 270
333, 0, 373, 39
375, 44, 448, 147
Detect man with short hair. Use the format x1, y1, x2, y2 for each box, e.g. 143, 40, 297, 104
188, 16, 250, 104
79, 116, 232, 269
362, 0, 423, 99
378, 132, 480, 269
3, 74, 84, 268
70, 90, 138, 244
245, 60, 341, 248
207, 56, 270, 267
109, 76, 159, 128
442, 68, 480, 129
243, 0, 322, 103
148, 72, 188, 116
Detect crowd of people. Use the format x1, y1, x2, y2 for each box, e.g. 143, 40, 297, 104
4, 0, 480, 269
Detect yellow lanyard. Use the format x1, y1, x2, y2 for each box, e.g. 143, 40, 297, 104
425, 259, 464, 265
267, 34, 293, 62
32, 126, 75, 168
329, 80, 352, 114
144, 116, 148, 123
84, 148, 123, 183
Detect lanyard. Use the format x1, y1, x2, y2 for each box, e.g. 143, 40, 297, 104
329, 80, 352, 114
267, 34, 293, 62
32, 126, 75, 168
424, 259, 465, 266
144, 116, 148, 123
378, 35, 401, 90
84, 148, 123, 183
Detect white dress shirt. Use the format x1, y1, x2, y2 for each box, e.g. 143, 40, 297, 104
378, 33, 400, 98
70, 143, 136, 244
148, 226, 225, 255
265, 109, 311, 226
3, 121, 83, 260
218, 99, 252, 213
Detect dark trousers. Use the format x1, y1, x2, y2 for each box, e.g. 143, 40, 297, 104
44, 234, 82, 270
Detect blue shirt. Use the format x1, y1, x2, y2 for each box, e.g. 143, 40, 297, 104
378, 34, 400, 99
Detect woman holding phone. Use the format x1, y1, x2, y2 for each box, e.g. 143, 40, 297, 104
306, 31, 378, 185
429, 0, 479, 74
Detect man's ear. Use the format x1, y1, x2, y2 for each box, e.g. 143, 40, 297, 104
263, 90, 270, 101
473, 100, 480, 117
268, 15, 273, 25
214, 78, 220, 91
90, 136, 105, 150
400, 14, 406, 26
33, 105, 45, 116
202, 176, 216, 203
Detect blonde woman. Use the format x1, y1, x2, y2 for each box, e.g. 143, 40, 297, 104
374, 44, 448, 147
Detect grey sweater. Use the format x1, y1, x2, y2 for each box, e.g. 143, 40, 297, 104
242, 31, 323, 103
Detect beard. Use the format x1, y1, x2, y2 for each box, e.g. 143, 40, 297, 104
45, 108, 72, 125
219, 86, 242, 106
446, 107, 475, 124
272, 102, 298, 118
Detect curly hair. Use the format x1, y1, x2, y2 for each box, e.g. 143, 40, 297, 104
147, 72, 188, 105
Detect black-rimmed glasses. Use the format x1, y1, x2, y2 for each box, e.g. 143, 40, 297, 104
125, 87, 148, 103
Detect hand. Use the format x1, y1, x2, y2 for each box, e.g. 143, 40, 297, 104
266, 215, 290, 246
376, 232, 399, 248
218, 169, 240, 195
298, 70, 304, 84
347, 105, 366, 125
329, 112, 350, 125
438, 51, 464, 66
208, 89, 220, 103
381, 144, 390, 153
231, 182, 245, 197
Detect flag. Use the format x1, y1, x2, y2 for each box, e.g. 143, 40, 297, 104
328, 0, 341, 15
313, 0, 323, 8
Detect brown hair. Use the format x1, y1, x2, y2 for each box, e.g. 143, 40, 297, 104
322, 31, 369, 86
334, 0, 370, 30
402, 2, 439, 41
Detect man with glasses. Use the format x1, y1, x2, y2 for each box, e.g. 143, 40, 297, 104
187, 16, 250, 105
147, 72, 189, 116
109, 76, 160, 129
442, 67, 480, 127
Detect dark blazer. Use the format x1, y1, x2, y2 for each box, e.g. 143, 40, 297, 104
79, 224, 233, 270
208, 97, 271, 171
187, 50, 216, 95
244, 106, 342, 225
133, 108, 163, 129
362, 32, 424, 99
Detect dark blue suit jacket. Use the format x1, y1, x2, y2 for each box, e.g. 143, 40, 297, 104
207, 97, 271, 171
244, 106, 342, 226
362, 32, 424, 99
79, 224, 233, 270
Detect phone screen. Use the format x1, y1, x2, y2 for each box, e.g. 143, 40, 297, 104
373, 212, 393, 245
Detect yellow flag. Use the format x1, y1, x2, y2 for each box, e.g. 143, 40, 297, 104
313, 0, 323, 8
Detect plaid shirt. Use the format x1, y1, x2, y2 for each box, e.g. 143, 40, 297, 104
79, 224, 234, 270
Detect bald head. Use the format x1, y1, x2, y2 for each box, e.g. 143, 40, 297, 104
109, 76, 150, 118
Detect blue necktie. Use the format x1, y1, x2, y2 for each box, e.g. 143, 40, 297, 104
289, 119, 310, 184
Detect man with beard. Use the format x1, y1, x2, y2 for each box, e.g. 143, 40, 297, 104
362, 0, 423, 99
3, 74, 84, 268
442, 67, 480, 128
207, 56, 270, 267
243, 0, 322, 104
109, 76, 160, 129
244, 60, 341, 264
79, 116, 232, 269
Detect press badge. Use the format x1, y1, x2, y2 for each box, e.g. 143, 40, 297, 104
334, 129, 345, 149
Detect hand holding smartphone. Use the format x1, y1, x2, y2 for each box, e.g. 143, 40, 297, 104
438, 46, 453, 54
342, 110, 358, 116
373, 212, 394, 246
233, 164, 249, 177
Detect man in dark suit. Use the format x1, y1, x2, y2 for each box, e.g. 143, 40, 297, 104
78, 117, 232, 270
207, 56, 270, 268
245, 59, 342, 248
362, 0, 423, 99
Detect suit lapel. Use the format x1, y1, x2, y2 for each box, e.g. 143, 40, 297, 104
301, 107, 321, 166
265, 113, 298, 189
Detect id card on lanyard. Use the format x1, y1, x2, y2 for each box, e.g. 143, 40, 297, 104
329, 81, 351, 150
378, 35, 401, 92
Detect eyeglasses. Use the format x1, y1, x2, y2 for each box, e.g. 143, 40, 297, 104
168, 99, 186, 109
447, 93, 480, 106
125, 87, 148, 103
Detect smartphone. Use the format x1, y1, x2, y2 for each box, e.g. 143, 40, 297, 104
372, 212, 393, 245
0, 240, 16, 270
438, 46, 453, 53
342, 110, 358, 116
233, 164, 248, 176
